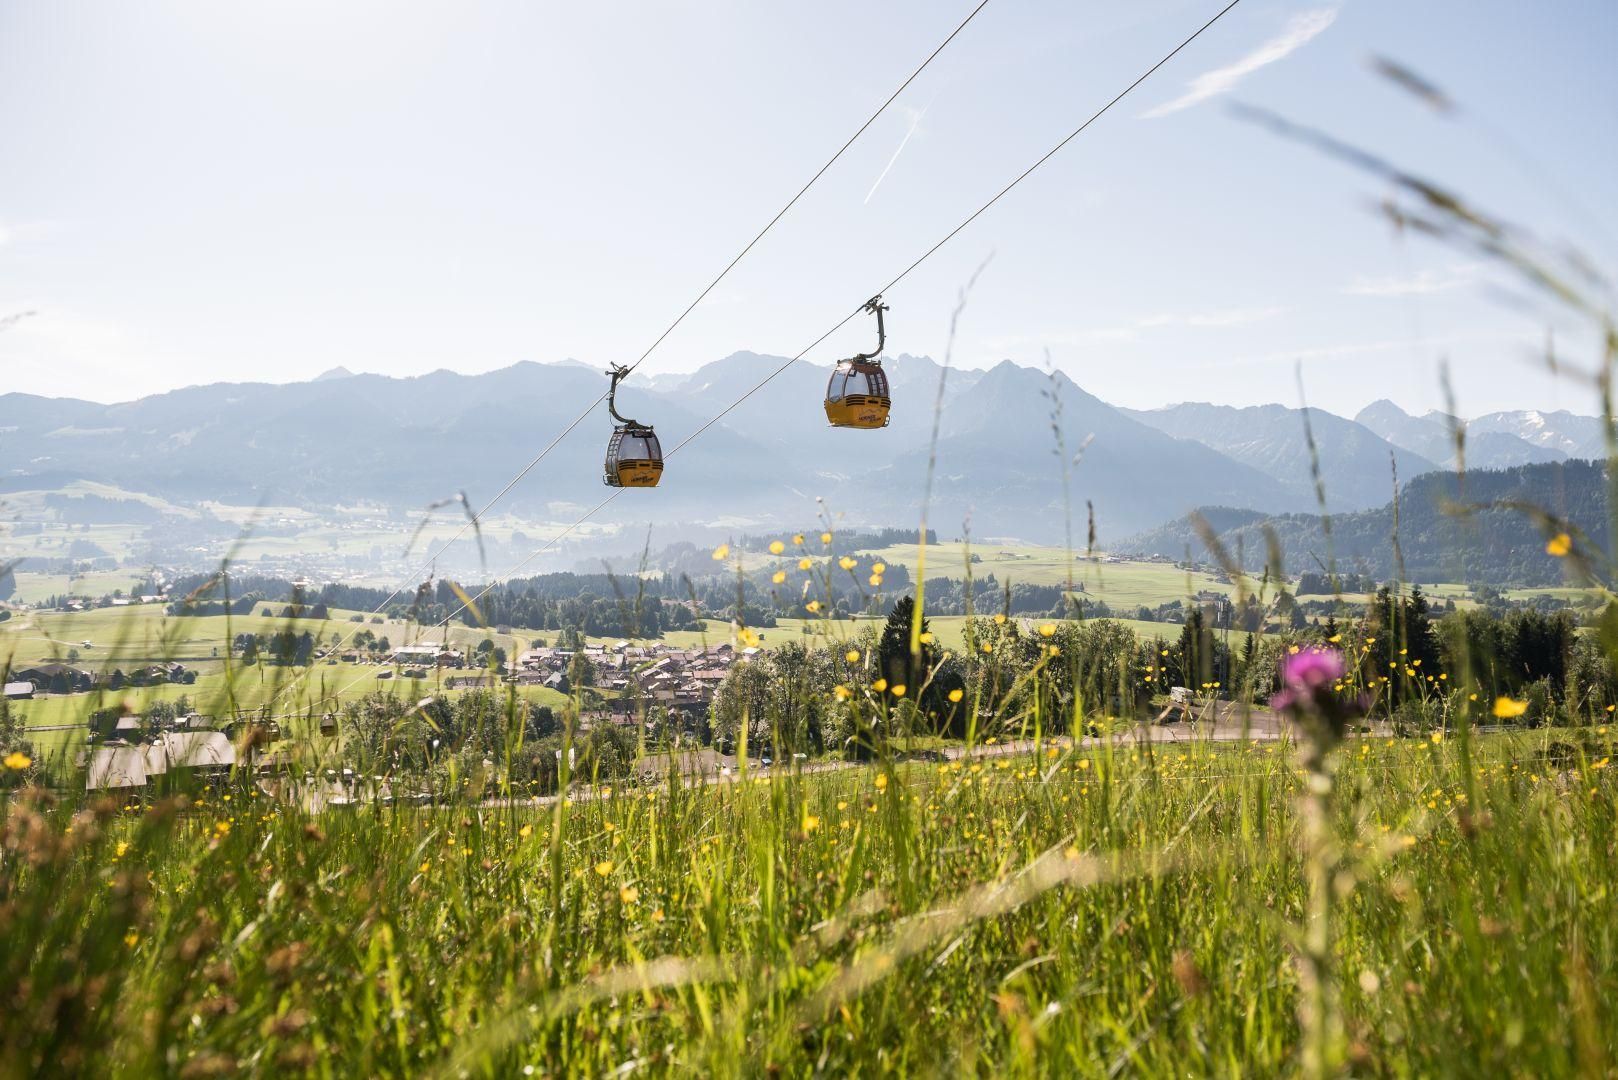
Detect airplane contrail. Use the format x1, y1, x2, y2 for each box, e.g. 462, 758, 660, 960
863, 106, 928, 205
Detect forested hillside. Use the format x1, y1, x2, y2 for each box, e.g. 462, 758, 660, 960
1122, 459, 1609, 585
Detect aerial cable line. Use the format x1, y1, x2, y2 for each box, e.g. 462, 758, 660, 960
875, 0, 1243, 300
670, 0, 1248, 453
289, 0, 1247, 714
401, 0, 994, 524
616, 0, 993, 381
261, 1, 995, 711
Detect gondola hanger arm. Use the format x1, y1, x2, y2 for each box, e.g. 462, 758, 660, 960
605, 363, 638, 426
853, 295, 888, 362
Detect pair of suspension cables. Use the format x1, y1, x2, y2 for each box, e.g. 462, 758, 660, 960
263, 0, 1244, 718
257, 0, 995, 714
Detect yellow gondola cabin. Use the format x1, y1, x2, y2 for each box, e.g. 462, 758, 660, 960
602, 364, 663, 488
825, 296, 891, 429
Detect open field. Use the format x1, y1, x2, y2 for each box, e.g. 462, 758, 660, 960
3, 726, 1614, 1074
0, 603, 568, 665
1, 604, 570, 751
2, 601, 1224, 670
741, 541, 1241, 610
3, 571, 149, 606
859, 542, 1238, 605
5, 662, 572, 729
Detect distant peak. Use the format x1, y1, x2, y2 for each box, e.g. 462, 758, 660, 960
1355, 398, 1409, 422
314, 366, 355, 382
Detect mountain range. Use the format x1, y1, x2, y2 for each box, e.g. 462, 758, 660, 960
1354, 400, 1600, 468
0, 356, 1605, 544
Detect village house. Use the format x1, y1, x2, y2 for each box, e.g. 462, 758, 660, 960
11, 663, 94, 694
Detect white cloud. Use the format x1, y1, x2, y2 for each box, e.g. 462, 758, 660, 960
1009, 304, 1287, 346
1229, 328, 1527, 368
1142, 8, 1338, 119
1341, 264, 1482, 297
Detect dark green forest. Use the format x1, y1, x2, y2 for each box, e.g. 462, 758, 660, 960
1124, 459, 1608, 586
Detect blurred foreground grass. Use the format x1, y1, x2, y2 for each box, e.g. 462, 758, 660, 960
2, 727, 1612, 1076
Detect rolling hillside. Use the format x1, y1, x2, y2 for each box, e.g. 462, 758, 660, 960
1120, 459, 1609, 586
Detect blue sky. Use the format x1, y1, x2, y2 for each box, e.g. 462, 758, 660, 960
2, 0, 1615, 418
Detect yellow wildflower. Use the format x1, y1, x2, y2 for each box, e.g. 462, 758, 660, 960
769, 540, 785, 555
3, 751, 30, 771
711, 543, 730, 561
1546, 532, 1572, 557
619, 885, 639, 904
594, 860, 614, 877
948, 688, 964, 703
806, 600, 822, 614
874, 773, 889, 791
772, 570, 787, 584
891, 684, 906, 698
1492, 697, 1528, 719
846, 650, 861, 663
871, 678, 888, 692
518, 824, 533, 838
821, 532, 833, 544
839, 556, 857, 571
798, 557, 813, 571
1039, 623, 1056, 638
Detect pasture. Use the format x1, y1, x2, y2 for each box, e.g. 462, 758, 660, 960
2, 725, 1613, 1075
